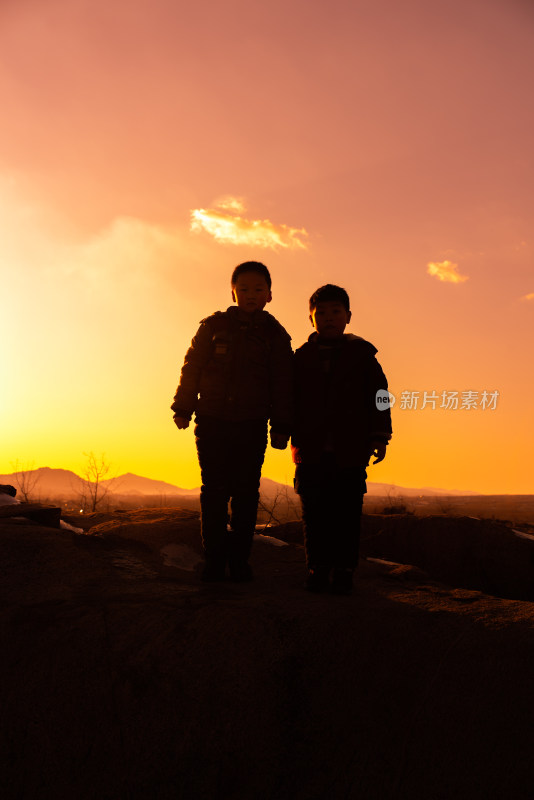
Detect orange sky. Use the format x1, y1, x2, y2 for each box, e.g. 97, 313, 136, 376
1, 0, 533, 494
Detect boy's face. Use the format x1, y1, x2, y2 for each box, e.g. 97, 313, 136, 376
310, 301, 351, 339
232, 272, 272, 313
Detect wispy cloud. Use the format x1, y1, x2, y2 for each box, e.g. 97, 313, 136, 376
521, 292, 534, 301
190, 198, 308, 250
427, 260, 469, 284
49, 217, 185, 290
212, 196, 246, 212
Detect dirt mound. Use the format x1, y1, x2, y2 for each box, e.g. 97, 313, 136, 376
360, 514, 534, 600
2, 510, 534, 799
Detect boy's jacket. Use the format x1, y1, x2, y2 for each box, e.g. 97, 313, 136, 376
171, 306, 293, 433
291, 332, 392, 467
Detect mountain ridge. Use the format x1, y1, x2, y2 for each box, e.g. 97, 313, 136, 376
1, 466, 486, 498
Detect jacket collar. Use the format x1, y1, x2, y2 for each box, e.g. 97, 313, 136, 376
226, 305, 269, 325
306, 331, 377, 354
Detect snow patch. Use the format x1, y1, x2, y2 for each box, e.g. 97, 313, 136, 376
513, 529, 534, 542
253, 533, 289, 547
60, 520, 84, 534
0, 494, 20, 506
366, 556, 404, 567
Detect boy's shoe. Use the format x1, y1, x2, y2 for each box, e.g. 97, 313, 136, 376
304, 566, 330, 593
200, 560, 226, 582
228, 560, 254, 582
329, 568, 353, 596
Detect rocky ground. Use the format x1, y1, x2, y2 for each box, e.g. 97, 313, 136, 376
2, 508, 534, 799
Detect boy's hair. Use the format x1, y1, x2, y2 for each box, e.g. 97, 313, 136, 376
309, 284, 350, 312
231, 261, 272, 289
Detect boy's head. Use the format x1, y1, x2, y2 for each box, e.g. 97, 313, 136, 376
309, 284, 352, 340
231, 261, 272, 313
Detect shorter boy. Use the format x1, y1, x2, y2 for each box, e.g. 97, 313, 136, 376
292, 284, 392, 595
171, 261, 292, 582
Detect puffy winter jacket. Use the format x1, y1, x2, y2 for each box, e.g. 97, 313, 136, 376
291, 332, 392, 467
171, 306, 293, 433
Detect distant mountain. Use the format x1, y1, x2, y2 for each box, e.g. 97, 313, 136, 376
0, 467, 85, 498
101, 473, 199, 496
260, 477, 480, 502
0, 468, 196, 500
0, 466, 482, 500
364, 482, 481, 497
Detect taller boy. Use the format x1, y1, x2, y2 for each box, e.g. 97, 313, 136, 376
172, 262, 292, 582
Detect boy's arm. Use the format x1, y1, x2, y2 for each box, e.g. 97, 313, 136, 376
171, 321, 213, 425
367, 355, 392, 461
269, 329, 294, 446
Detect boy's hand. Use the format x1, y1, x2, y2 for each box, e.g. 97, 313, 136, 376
270, 432, 289, 450
173, 415, 190, 430
369, 440, 387, 464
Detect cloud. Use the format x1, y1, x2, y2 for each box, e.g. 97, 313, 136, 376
213, 196, 246, 212
521, 292, 534, 301
190, 198, 308, 250
427, 260, 469, 284
62, 217, 181, 284
52, 216, 221, 304
0, 188, 210, 305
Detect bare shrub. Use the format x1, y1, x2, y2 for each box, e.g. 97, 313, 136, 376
258, 483, 301, 527
380, 487, 409, 515
435, 496, 455, 515
10, 460, 41, 503
78, 452, 116, 512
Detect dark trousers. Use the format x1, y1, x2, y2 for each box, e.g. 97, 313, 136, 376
294, 454, 367, 570
194, 417, 268, 565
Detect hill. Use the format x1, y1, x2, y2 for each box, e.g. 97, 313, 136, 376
0, 467, 197, 501
0, 466, 85, 497
1, 466, 483, 501
101, 472, 199, 495
4, 467, 533, 524
2, 507, 534, 798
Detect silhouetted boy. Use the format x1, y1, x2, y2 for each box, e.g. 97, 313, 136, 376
172, 262, 292, 582
292, 284, 392, 595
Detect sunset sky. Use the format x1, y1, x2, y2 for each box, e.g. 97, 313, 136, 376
1, 0, 533, 494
